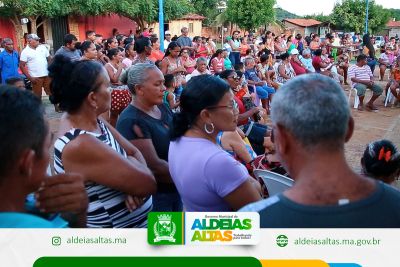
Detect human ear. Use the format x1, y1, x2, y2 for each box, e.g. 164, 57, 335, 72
344, 116, 354, 143
135, 84, 145, 96
199, 109, 213, 124
274, 124, 290, 160
87, 91, 98, 109
18, 149, 36, 181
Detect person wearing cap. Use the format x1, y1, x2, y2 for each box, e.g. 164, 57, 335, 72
20, 34, 52, 101
299, 49, 315, 73
164, 31, 172, 50
289, 49, 307, 75
55, 34, 81, 62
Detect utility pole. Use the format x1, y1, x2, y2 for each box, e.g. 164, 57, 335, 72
365, 0, 369, 34
159, 0, 165, 51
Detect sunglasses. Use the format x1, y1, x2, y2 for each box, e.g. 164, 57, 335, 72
228, 75, 241, 81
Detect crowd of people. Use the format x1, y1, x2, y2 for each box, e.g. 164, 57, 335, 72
0, 26, 400, 228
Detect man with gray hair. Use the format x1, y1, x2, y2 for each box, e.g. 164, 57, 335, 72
190, 57, 211, 77
177, 27, 194, 55
240, 74, 400, 227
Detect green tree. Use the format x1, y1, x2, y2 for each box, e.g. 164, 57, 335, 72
191, 0, 220, 26
115, 0, 193, 30
0, 0, 75, 49
303, 13, 332, 23
331, 0, 390, 34
387, 8, 400, 21
0, 0, 193, 49
226, 0, 275, 32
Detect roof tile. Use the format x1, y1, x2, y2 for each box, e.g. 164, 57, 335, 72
283, 18, 322, 27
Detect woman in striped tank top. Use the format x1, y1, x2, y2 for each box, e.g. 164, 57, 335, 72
209, 49, 225, 75
49, 55, 156, 228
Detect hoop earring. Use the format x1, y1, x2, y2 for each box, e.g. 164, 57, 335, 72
204, 123, 215, 134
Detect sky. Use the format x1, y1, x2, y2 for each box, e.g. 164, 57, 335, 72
275, 0, 400, 16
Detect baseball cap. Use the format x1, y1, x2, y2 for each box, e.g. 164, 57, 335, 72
290, 49, 299, 55
27, 33, 40, 40
165, 31, 171, 35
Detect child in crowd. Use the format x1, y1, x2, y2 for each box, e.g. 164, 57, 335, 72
361, 139, 400, 184
5, 77, 25, 90
244, 57, 275, 111
379, 48, 395, 81
389, 57, 400, 105
163, 74, 180, 112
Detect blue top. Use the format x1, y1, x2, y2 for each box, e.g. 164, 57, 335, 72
0, 50, 20, 84
245, 68, 261, 83
0, 212, 68, 228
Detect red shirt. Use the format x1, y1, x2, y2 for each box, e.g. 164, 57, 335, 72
290, 58, 307, 75
312, 56, 322, 72
234, 95, 248, 125
149, 50, 165, 62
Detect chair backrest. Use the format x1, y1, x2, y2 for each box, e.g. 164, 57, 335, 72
253, 169, 294, 196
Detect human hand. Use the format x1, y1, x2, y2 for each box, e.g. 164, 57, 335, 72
263, 137, 275, 153
125, 195, 145, 212
35, 173, 88, 214
29, 77, 38, 83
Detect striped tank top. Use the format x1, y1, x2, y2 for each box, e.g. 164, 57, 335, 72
53, 120, 152, 228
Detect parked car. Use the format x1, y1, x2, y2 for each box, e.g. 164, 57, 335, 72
374, 36, 385, 48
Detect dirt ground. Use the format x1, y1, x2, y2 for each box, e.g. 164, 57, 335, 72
43, 77, 400, 173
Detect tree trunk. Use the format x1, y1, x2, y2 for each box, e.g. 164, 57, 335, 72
134, 16, 146, 32
28, 16, 38, 34
10, 16, 25, 52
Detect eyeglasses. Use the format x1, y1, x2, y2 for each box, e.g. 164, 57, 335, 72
207, 100, 239, 111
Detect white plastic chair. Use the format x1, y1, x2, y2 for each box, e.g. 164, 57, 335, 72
385, 88, 399, 107
253, 169, 294, 196
348, 80, 359, 109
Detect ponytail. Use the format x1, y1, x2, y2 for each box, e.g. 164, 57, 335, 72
170, 112, 191, 140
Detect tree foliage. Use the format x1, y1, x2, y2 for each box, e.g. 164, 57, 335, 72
190, 0, 220, 26
115, 0, 193, 29
331, 0, 390, 34
0, 0, 193, 48
303, 13, 332, 23
387, 8, 400, 21
226, 0, 275, 32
